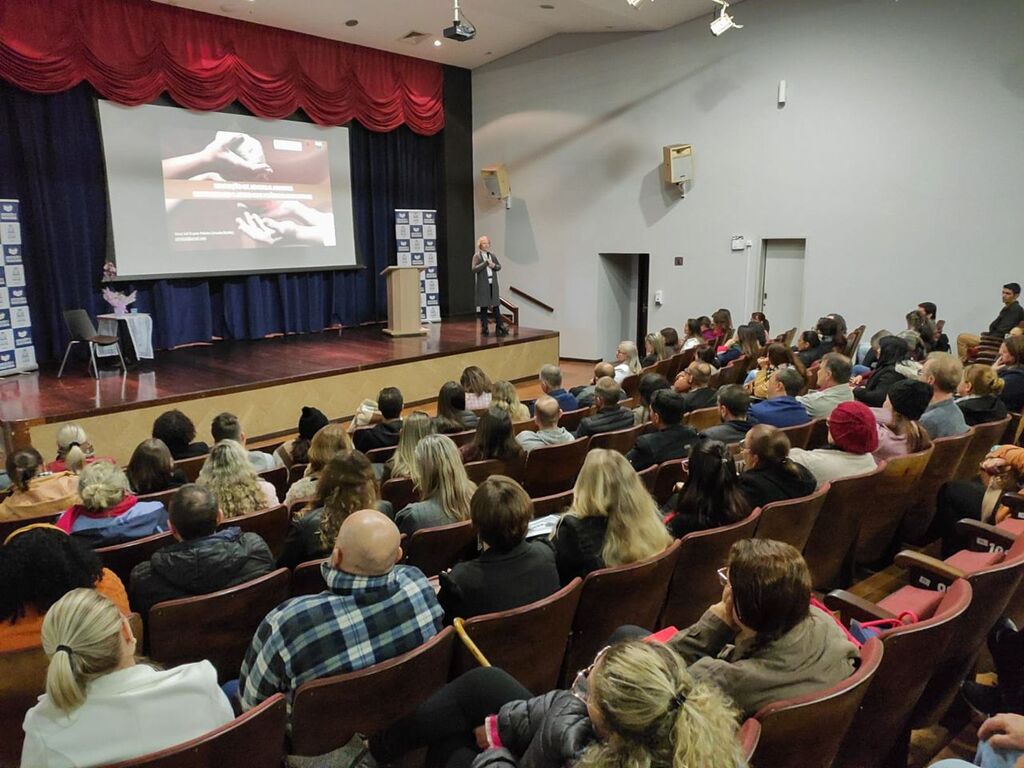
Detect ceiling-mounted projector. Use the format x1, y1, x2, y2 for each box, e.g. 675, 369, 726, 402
443, 0, 476, 42
710, 0, 743, 36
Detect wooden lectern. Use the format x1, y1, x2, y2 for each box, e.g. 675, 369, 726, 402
381, 266, 428, 337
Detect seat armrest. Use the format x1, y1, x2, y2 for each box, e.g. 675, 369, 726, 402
1002, 492, 1024, 520
957, 518, 1017, 552
894, 550, 965, 592
824, 590, 897, 624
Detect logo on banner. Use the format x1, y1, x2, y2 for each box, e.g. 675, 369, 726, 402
396, 210, 409, 225
0, 310, 10, 330
11, 306, 30, 327
0, 351, 15, 373
15, 346, 36, 369
410, 225, 423, 239
14, 328, 32, 348
397, 239, 410, 252
423, 211, 436, 225
4, 265, 24, 287
0, 202, 17, 221
3, 247, 21, 265
8, 288, 27, 306
425, 239, 436, 252
0, 222, 21, 245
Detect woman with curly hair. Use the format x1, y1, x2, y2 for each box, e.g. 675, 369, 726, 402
0, 524, 129, 651
283, 423, 353, 509
196, 440, 278, 519
490, 380, 531, 422
151, 409, 209, 460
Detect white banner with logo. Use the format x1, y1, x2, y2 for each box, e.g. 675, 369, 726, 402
0, 199, 36, 375
394, 208, 440, 323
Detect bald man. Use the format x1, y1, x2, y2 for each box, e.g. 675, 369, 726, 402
516, 395, 574, 452
576, 361, 616, 408
238, 509, 442, 710
472, 235, 507, 337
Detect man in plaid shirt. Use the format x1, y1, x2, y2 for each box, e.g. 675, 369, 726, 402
239, 508, 443, 710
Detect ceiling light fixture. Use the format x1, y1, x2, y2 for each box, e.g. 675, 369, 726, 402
626, 0, 653, 7
433, 39, 443, 47
710, 0, 743, 35
443, 0, 477, 42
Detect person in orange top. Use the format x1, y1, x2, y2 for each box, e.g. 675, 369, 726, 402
0, 448, 80, 522
0, 524, 129, 652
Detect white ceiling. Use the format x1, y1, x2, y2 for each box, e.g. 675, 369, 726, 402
153, 0, 728, 70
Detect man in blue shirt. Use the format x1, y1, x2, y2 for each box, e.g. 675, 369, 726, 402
538, 364, 578, 412
750, 367, 812, 428
239, 509, 442, 710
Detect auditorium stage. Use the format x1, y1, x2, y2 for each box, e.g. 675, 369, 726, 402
0, 320, 559, 465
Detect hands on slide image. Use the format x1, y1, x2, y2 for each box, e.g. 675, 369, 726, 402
162, 131, 274, 181
235, 202, 335, 246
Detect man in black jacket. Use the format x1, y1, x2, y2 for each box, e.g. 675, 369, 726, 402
672, 361, 719, 413
129, 484, 274, 615
957, 282, 1024, 359
626, 390, 698, 471
701, 385, 757, 445
575, 377, 634, 438
352, 387, 404, 453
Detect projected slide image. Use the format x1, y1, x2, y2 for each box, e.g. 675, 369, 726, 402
162, 129, 337, 250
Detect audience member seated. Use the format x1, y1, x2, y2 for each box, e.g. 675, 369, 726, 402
919, 352, 970, 438
152, 409, 209, 460
797, 352, 855, 419
537, 363, 578, 413
0, 524, 129, 652
626, 390, 698, 471
612, 340, 642, 384
516, 395, 574, 453
746, 342, 806, 399
715, 324, 762, 368
239, 509, 442, 710
995, 335, 1024, 412
931, 712, 1024, 768
197, 440, 278, 518
210, 412, 281, 472
711, 308, 734, 346
277, 450, 382, 570
368, 640, 743, 768
795, 329, 824, 367
56, 462, 168, 547
665, 539, 859, 716
284, 423, 353, 509
352, 387, 404, 453
21, 589, 233, 767
640, 331, 667, 368
125, 438, 186, 496
45, 423, 112, 474
395, 435, 476, 538
632, 372, 671, 425
129, 485, 274, 616
0, 448, 80, 521
701, 385, 756, 444
672, 361, 719, 412
435, 381, 480, 434
789, 401, 878, 484
817, 316, 847, 356
460, 407, 527, 476
957, 282, 1024, 360
873, 379, 933, 461
661, 325, 681, 355
749, 367, 812, 428
490, 379, 531, 422
957, 364, 1010, 426
663, 438, 750, 538
918, 301, 951, 353
859, 329, 892, 372
575, 377, 635, 438
383, 411, 435, 482
461, 365, 494, 410
550, 449, 672, 584
852, 336, 911, 407
575, 361, 615, 408
274, 405, 328, 469
438, 477, 559, 623
736, 425, 817, 509
681, 317, 704, 351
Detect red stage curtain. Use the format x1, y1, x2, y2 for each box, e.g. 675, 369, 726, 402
0, 0, 444, 134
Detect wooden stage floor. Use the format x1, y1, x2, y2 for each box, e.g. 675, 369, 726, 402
1, 320, 560, 464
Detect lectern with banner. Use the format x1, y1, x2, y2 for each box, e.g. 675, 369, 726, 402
381, 266, 428, 337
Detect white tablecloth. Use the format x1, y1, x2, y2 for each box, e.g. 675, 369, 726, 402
96, 312, 154, 359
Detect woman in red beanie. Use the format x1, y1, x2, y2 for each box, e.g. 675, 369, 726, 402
787, 401, 879, 485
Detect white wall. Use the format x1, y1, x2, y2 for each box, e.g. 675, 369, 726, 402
472, 0, 1024, 359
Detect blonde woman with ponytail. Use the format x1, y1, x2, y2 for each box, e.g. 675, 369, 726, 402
22, 589, 233, 767
46, 423, 111, 474
394, 434, 476, 538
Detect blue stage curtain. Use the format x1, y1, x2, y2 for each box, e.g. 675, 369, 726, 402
0, 80, 442, 362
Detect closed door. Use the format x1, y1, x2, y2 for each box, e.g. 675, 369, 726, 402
760, 239, 806, 333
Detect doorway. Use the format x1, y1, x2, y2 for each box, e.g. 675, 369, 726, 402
597, 253, 650, 358
759, 239, 806, 335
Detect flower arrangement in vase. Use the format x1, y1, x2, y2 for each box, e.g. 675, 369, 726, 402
100, 261, 136, 316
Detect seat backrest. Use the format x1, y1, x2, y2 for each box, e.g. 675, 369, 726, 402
803, 463, 886, 591
290, 627, 456, 757
463, 459, 504, 485
405, 520, 477, 577
148, 568, 291, 682
720, 356, 752, 386
97, 530, 175, 585
291, 557, 328, 596
844, 325, 866, 359
780, 327, 798, 347
136, 487, 180, 510
530, 489, 574, 519
381, 476, 419, 511
63, 308, 98, 341
0, 511, 59, 546
777, 420, 816, 450
286, 463, 309, 485
954, 417, 1011, 483
754, 483, 830, 552
512, 419, 535, 436
564, 541, 681, 679
174, 454, 209, 483
589, 423, 645, 454
683, 406, 721, 432
621, 373, 641, 399
659, 510, 761, 630
804, 418, 830, 450
558, 407, 591, 433
854, 447, 933, 567
218, 504, 289, 559
667, 348, 697, 381
637, 463, 657, 492
448, 429, 477, 448
900, 430, 974, 543
750, 637, 882, 768
653, 357, 675, 379
257, 465, 288, 502
833, 579, 972, 768
1004, 411, 1023, 446
523, 437, 591, 497
451, 579, 583, 693
103, 693, 287, 768
652, 459, 687, 506
365, 445, 397, 463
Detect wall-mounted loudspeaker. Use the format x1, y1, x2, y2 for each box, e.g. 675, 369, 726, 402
662, 144, 693, 185
481, 164, 510, 200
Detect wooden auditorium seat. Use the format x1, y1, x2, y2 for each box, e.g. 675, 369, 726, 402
717, 356, 752, 387
805, 417, 830, 450
530, 489, 574, 519
753, 483, 830, 552
381, 477, 419, 512
365, 445, 397, 464
637, 463, 657, 493
522, 437, 591, 497
620, 373, 641, 400
174, 454, 208, 483
953, 417, 1011, 482
97, 531, 174, 585
776, 419, 817, 450
136, 487, 180, 510
291, 557, 328, 597
588, 423, 646, 454
899, 430, 973, 544
404, 520, 477, 578
682, 406, 721, 433
0, 512, 58, 545
447, 429, 477, 448
286, 462, 308, 485
217, 504, 289, 559
652, 459, 687, 506
557, 407, 590, 433
257, 465, 288, 502
463, 459, 504, 485
1004, 410, 1023, 446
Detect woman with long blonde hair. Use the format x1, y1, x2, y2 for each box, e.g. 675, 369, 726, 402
385, 411, 436, 481
395, 434, 476, 537
552, 449, 672, 584
490, 380, 531, 422
21, 589, 233, 767
197, 440, 277, 518
640, 332, 667, 368
612, 341, 642, 383
283, 423, 353, 509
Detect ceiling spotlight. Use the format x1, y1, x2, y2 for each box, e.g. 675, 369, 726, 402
443, 0, 477, 42
710, 0, 743, 35
626, 0, 653, 7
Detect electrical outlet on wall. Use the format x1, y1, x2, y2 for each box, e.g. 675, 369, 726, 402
654, 290, 664, 305
674, 256, 684, 266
